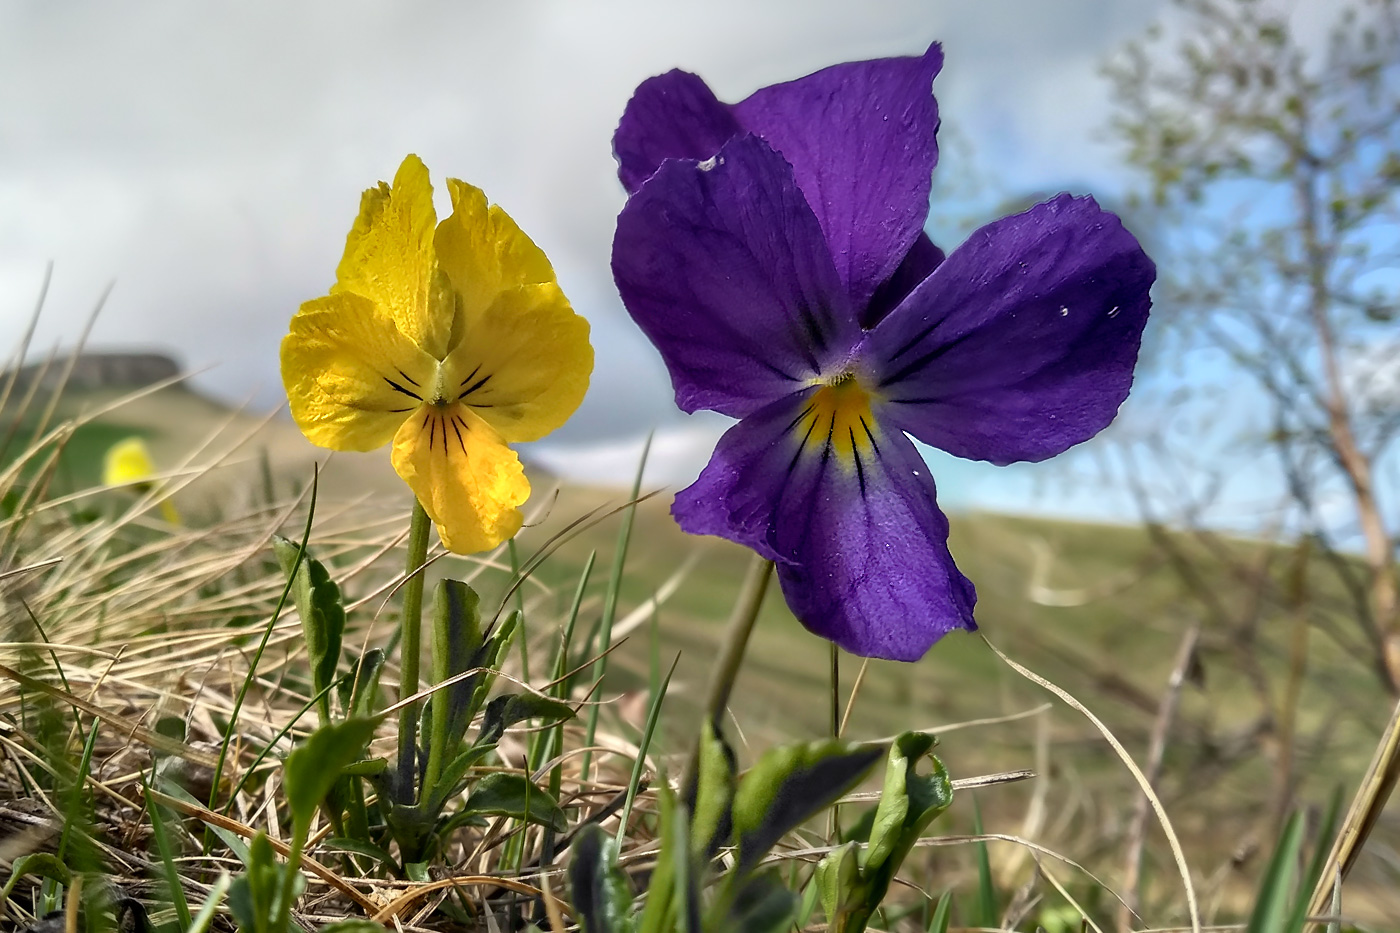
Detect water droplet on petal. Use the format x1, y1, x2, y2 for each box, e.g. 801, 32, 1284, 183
1059, 306, 1069, 316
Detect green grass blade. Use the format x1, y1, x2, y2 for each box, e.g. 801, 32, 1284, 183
1289, 787, 1345, 931
188, 872, 232, 933
580, 433, 651, 782
508, 538, 529, 682
927, 890, 953, 933
615, 652, 681, 847
211, 466, 319, 809
144, 771, 193, 930
972, 800, 996, 928
1246, 809, 1304, 933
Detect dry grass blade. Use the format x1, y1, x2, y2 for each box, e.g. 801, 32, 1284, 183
981, 635, 1201, 933
0, 662, 221, 768
146, 788, 379, 913
1305, 691, 1400, 924
370, 876, 551, 924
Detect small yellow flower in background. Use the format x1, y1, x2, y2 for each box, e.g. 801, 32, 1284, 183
102, 436, 181, 524
281, 155, 593, 553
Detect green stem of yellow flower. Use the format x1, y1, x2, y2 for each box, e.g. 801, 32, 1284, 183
680, 555, 774, 801
396, 500, 433, 804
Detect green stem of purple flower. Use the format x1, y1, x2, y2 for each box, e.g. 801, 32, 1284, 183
681, 554, 774, 800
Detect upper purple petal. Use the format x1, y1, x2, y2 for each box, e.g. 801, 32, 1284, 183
865, 194, 1155, 465
674, 390, 977, 661
733, 43, 944, 310
612, 134, 860, 418
615, 70, 743, 194
862, 232, 945, 330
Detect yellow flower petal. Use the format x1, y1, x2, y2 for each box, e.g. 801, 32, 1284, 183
103, 436, 157, 487
440, 283, 593, 443
435, 178, 557, 326
332, 154, 456, 359
281, 291, 437, 451
391, 404, 529, 554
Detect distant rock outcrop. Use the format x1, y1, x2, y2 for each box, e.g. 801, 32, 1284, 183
5, 351, 181, 393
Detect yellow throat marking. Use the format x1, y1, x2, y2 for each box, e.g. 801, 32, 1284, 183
797, 376, 878, 466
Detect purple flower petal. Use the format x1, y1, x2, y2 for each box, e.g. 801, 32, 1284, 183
862, 232, 945, 330
612, 134, 860, 418
674, 388, 977, 661
866, 194, 1155, 465
734, 43, 944, 310
615, 70, 743, 194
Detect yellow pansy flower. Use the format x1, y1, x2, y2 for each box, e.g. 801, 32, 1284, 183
281, 155, 593, 553
102, 436, 181, 524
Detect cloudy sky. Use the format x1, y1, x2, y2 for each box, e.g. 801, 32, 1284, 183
2, 0, 1181, 514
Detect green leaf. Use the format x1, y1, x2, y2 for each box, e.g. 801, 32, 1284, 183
568, 824, 635, 933
478, 692, 576, 747
463, 772, 567, 832
315, 923, 387, 933
340, 757, 389, 777
422, 744, 494, 812
430, 579, 485, 746
274, 537, 345, 720
322, 837, 396, 866
470, 610, 521, 713
228, 833, 302, 933
731, 740, 884, 873
815, 841, 861, 930
1, 853, 71, 902
283, 718, 379, 830
340, 649, 385, 719
728, 870, 798, 933
690, 720, 737, 860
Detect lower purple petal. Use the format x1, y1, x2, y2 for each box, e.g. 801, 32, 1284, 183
674, 391, 977, 661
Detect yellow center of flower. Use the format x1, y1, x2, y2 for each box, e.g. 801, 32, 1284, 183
796, 374, 878, 468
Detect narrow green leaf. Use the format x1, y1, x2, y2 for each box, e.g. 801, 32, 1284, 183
273, 536, 345, 722
283, 718, 379, 830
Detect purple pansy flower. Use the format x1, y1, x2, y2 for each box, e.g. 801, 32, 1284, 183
610, 44, 1155, 661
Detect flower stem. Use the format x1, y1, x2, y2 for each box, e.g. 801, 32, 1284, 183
828, 641, 841, 842
681, 555, 774, 800
396, 500, 432, 804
